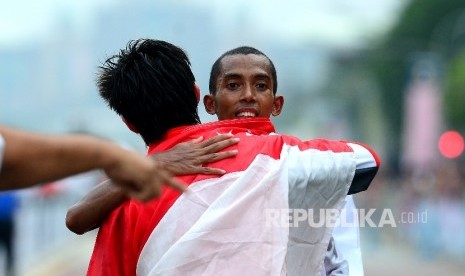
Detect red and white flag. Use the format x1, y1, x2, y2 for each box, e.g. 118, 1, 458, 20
87, 118, 379, 276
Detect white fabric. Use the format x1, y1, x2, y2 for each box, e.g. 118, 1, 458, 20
137, 145, 356, 276
347, 143, 376, 170
324, 142, 372, 276
0, 134, 4, 173
332, 196, 364, 276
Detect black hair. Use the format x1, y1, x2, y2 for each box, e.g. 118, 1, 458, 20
209, 46, 277, 95
98, 39, 200, 145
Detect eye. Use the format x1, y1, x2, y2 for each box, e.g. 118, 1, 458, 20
226, 82, 240, 90
256, 82, 268, 91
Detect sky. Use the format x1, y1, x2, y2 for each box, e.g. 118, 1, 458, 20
0, 0, 406, 149
0, 0, 112, 46
0, 0, 405, 48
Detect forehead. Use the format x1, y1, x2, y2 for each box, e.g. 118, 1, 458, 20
219, 54, 272, 80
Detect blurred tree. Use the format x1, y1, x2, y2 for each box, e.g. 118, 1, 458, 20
444, 49, 465, 132
369, 0, 465, 172
322, 50, 386, 146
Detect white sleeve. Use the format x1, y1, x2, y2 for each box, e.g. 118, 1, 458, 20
347, 143, 378, 170
0, 134, 4, 172
346, 143, 380, 194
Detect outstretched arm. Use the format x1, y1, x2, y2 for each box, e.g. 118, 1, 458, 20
66, 134, 239, 234
0, 125, 183, 200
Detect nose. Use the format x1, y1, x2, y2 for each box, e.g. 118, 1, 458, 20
240, 84, 256, 102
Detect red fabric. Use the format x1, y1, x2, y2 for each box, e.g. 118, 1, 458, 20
86, 118, 365, 276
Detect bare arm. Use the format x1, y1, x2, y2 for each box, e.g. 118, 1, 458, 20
0, 125, 118, 189
66, 180, 126, 234
0, 125, 184, 200
66, 134, 239, 234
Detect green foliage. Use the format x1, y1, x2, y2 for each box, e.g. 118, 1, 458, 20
444, 50, 465, 131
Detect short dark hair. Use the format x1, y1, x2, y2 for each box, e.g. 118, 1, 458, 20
98, 39, 200, 145
209, 46, 277, 95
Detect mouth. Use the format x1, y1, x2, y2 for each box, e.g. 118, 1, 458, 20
235, 109, 258, 118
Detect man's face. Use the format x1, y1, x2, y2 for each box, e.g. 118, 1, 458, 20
204, 54, 283, 120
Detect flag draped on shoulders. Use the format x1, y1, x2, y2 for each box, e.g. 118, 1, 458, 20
87, 118, 379, 276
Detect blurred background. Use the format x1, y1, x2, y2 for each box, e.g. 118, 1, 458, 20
1, 0, 465, 275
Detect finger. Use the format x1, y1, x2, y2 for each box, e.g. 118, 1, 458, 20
189, 136, 204, 144
177, 165, 226, 175
199, 150, 238, 163
170, 136, 204, 149
156, 170, 187, 192
197, 167, 227, 175
202, 138, 240, 154
113, 179, 141, 194
129, 188, 155, 203
199, 134, 234, 147
163, 175, 188, 192
118, 182, 154, 203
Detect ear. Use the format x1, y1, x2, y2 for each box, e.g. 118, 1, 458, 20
194, 83, 201, 103
121, 117, 139, 133
203, 94, 217, 115
271, 95, 284, 116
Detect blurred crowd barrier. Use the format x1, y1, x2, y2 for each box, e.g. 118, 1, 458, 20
0, 171, 102, 276
357, 159, 465, 274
